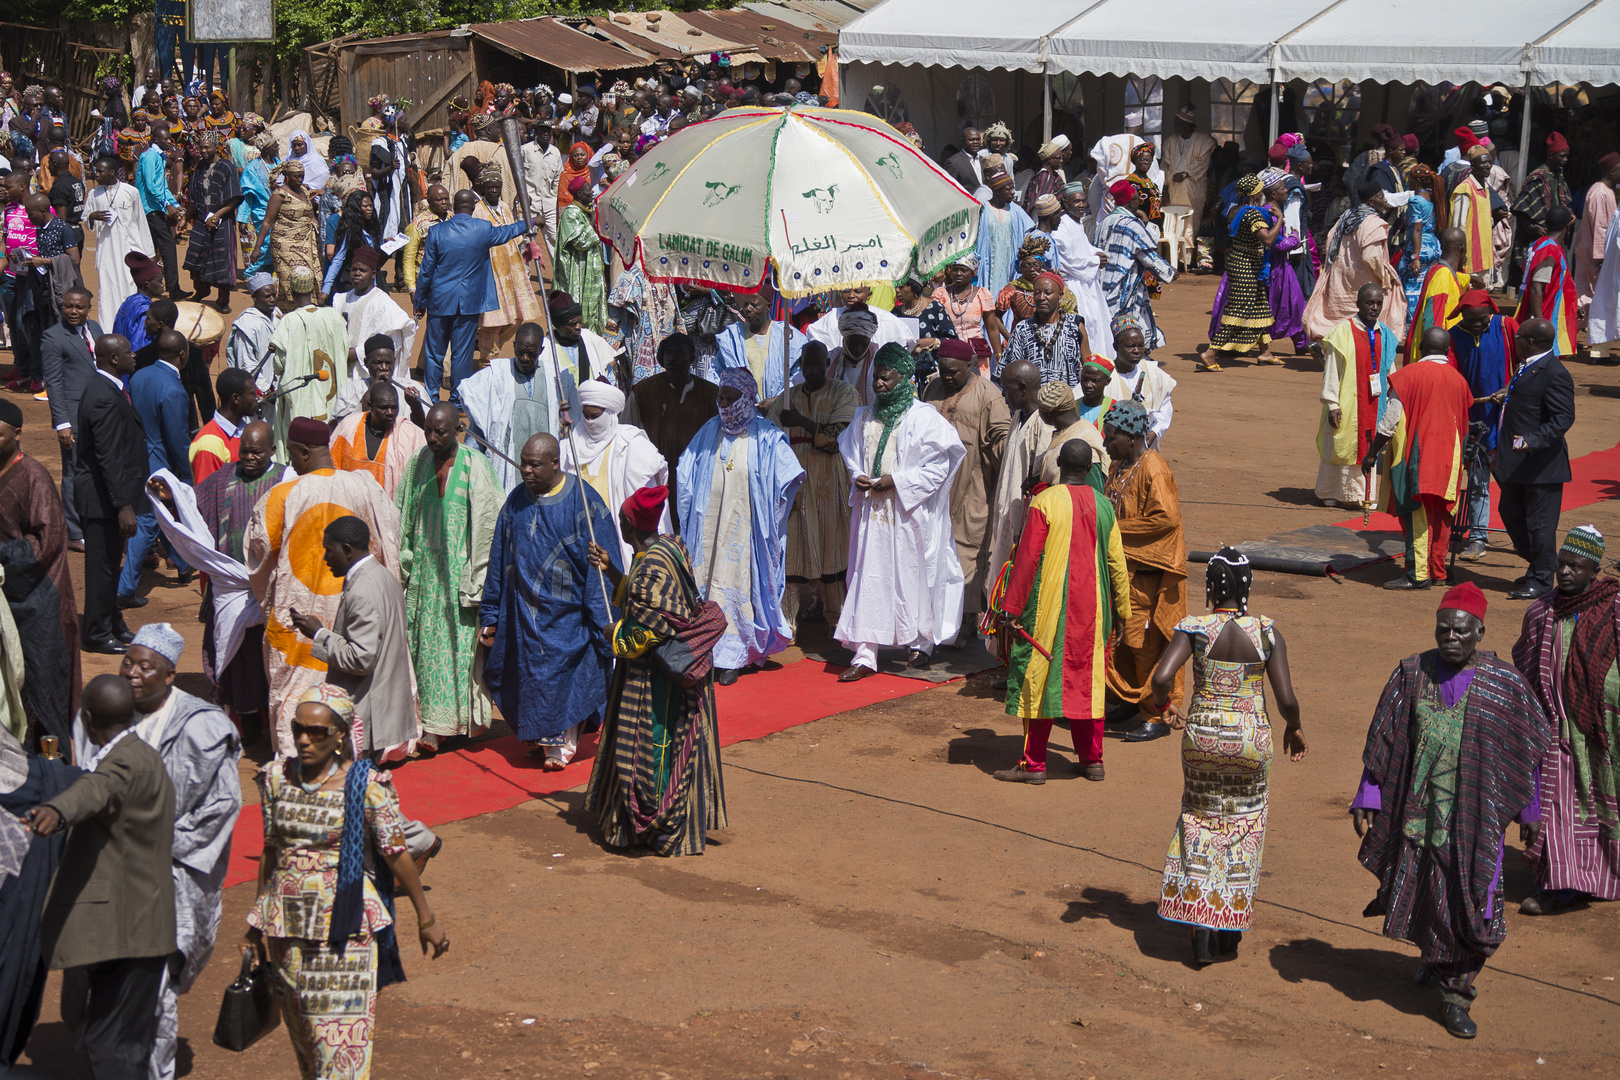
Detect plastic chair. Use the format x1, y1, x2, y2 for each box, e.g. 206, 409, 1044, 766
1161, 204, 1193, 272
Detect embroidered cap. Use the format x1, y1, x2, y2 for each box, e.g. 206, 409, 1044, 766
1562, 524, 1605, 565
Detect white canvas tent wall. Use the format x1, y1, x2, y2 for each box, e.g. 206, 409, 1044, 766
839, 0, 1620, 178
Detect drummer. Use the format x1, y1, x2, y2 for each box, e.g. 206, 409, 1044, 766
135, 298, 219, 431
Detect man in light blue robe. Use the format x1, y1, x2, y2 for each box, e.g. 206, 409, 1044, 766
676, 368, 804, 686
975, 170, 1034, 300
714, 289, 805, 400
479, 432, 622, 769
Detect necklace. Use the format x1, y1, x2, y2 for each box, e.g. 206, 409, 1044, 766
944, 284, 976, 319
298, 758, 340, 793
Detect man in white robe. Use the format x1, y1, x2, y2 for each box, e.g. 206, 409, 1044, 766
82, 155, 155, 326
836, 345, 966, 681
1050, 184, 1116, 360
1088, 133, 1164, 227
1586, 214, 1620, 358
676, 368, 804, 686
460, 321, 580, 491
521, 121, 564, 249
1104, 314, 1175, 447
225, 273, 280, 395
330, 334, 428, 424
806, 286, 917, 357
1159, 105, 1217, 254
559, 381, 671, 565
330, 245, 417, 379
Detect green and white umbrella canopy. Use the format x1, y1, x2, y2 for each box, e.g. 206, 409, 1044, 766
596, 105, 980, 298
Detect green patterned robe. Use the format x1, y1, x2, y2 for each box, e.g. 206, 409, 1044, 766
395, 444, 503, 737
556, 202, 608, 335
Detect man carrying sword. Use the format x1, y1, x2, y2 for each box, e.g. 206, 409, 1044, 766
991, 439, 1130, 784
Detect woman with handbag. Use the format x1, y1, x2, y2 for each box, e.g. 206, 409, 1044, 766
586, 484, 729, 856
245, 685, 449, 1079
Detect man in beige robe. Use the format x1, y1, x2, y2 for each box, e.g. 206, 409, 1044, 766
986, 358, 1047, 609
1304, 188, 1407, 341
246, 417, 402, 755
1032, 382, 1106, 485
922, 341, 1009, 622
472, 170, 544, 359
765, 341, 860, 629
1160, 105, 1217, 256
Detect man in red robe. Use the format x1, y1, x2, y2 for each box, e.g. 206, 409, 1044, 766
1363, 326, 1475, 590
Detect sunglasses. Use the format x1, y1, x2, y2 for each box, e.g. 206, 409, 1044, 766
291, 722, 337, 740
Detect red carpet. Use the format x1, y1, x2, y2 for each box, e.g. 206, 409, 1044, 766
223, 657, 941, 887
1331, 437, 1620, 533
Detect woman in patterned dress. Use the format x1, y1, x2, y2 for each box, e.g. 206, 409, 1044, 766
1148, 548, 1306, 966
892, 272, 958, 388
247, 685, 449, 1080
1399, 165, 1445, 310
932, 256, 1002, 374
253, 159, 324, 299
1200, 175, 1284, 371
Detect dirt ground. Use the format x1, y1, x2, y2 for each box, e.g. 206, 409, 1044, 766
11, 253, 1620, 1080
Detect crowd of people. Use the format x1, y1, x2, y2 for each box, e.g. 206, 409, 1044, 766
0, 59, 1616, 1078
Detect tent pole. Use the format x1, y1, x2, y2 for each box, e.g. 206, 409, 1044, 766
1514, 74, 1533, 192
1043, 72, 1052, 143
1269, 79, 1280, 145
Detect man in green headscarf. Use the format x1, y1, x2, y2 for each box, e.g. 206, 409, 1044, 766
834, 344, 967, 681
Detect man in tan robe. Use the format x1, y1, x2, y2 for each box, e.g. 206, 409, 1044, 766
1033, 382, 1106, 486
246, 416, 402, 755
473, 169, 544, 359
1160, 105, 1217, 257
922, 340, 1010, 623
765, 341, 860, 630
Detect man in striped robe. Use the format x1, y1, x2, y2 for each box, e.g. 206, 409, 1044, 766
993, 440, 1129, 784
1351, 582, 1552, 1039
1514, 526, 1620, 916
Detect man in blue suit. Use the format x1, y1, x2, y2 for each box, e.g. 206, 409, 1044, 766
413, 189, 533, 410
119, 328, 193, 607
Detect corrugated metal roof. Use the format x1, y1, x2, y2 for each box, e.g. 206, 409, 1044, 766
741, 1, 869, 33
680, 9, 837, 61
585, 12, 736, 58
471, 19, 655, 73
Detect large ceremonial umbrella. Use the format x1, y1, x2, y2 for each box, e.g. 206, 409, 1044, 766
596, 105, 981, 299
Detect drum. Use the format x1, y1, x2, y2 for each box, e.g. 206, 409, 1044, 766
172, 301, 226, 346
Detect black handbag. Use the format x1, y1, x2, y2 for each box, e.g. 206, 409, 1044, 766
212, 949, 281, 1052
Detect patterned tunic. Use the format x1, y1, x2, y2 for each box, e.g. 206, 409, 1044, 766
1159, 614, 1276, 931
1209, 207, 1275, 352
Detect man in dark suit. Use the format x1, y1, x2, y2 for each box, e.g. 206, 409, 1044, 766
23, 674, 176, 1080
120, 329, 194, 605
1491, 318, 1574, 600
74, 333, 148, 654
941, 124, 986, 193
411, 188, 531, 411
39, 283, 100, 551
133, 298, 214, 431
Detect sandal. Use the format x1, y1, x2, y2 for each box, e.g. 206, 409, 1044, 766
1256, 355, 1286, 366
1195, 361, 1223, 372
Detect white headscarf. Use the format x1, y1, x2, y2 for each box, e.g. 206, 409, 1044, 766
573, 380, 625, 463
286, 129, 329, 190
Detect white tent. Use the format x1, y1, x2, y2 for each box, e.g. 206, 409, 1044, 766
840, 0, 1620, 86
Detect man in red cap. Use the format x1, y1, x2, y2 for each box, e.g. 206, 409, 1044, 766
1574, 151, 1620, 314
584, 484, 728, 856
1351, 581, 1552, 1039
1447, 145, 1499, 279
1448, 290, 1520, 562
1512, 132, 1572, 273
1096, 181, 1174, 350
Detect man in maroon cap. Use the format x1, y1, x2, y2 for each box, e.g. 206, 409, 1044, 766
1512, 132, 1573, 260
1350, 581, 1553, 1039
111, 251, 168, 353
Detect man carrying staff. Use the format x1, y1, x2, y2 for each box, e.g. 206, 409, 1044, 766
480, 434, 621, 770
993, 440, 1129, 784
1351, 582, 1551, 1039
1314, 284, 1397, 510
1514, 526, 1620, 916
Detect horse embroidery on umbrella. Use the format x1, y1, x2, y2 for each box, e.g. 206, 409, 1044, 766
874, 152, 904, 180
704, 181, 741, 207
803, 185, 838, 214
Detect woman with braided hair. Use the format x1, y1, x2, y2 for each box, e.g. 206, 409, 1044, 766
1149, 547, 1305, 966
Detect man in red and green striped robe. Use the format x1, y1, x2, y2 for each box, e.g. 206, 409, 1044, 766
994, 440, 1129, 784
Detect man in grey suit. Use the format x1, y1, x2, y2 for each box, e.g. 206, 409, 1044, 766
290, 515, 441, 869
24, 674, 176, 1080
39, 284, 101, 550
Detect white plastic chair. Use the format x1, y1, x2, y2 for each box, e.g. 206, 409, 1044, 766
1161, 204, 1193, 272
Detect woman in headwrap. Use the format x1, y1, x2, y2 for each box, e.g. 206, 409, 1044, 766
253, 159, 323, 299
183, 128, 243, 310
933, 255, 1001, 373
555, 174, 607, 334
1260, 168, 1312, 354
1201, 175, 1283, 370
204, 87, 237, 142
115, 108, 152, 179
247, 685, 449, 1080
1127, 141, 1164, 229
893, 272, 958, 387
997, 232, 1077, 331
238, 132, 278, 274
285, 129, 330, 192
558, 142, 594, 213
998, 269, 1091, 385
